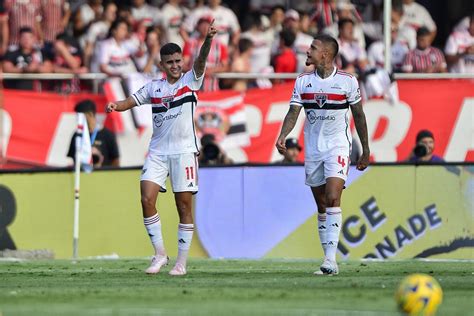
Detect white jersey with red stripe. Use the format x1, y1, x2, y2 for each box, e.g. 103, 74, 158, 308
132, 69, 204, 156
290, 67, 361, 161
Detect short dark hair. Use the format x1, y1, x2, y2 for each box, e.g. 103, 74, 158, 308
280, 29, 296, 47
416, 129, 434, 143
160, 43, 182, 57
417, 26, 430, 38
313, 34, 339, 59
107, 18, 129, 39
338, 18, 354, 30
74, 99, 97, 114
238, 38, 253, 54
19, 27, 33, 35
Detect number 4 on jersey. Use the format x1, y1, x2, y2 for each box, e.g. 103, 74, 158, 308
337, 156, 346, 168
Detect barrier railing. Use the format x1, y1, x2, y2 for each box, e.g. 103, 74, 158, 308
3, 72, 474, 87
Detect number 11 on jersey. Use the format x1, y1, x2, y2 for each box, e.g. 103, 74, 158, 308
185, 166, 194, 180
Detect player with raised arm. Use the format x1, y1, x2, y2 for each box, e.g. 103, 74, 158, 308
276, 34, 370, 275
105, 20, 217, 276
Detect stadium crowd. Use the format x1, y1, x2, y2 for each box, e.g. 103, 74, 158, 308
0, 0, 472, 93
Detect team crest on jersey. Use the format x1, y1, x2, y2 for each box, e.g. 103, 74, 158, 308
314, 93, 328, 107
162, 96, 174, 109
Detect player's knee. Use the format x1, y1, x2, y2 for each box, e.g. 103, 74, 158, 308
141, 195, 155, 210
325, 193, 340, 207
175, 200, 191, 214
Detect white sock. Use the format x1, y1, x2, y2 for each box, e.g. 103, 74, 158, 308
176, 223, 194, 267
317, 213, 327, 256
325, 207, 342, 262
144, 213, 166, 257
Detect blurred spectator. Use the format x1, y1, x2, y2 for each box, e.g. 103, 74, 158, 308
312, 0, 337, 32
78, 0, 103, 27
198, 133, 233, 166
0, 0, 7, 57
5, 0, 42, 47
181, 0, 240, 48
454, 16, 470, 32
277, 138, 302, 164
72, 0, 103, 49
250, 0, 286, 15
402, 0, 436, 42
241, 12, 273, 73
52, 33, 87, 92
83, 2, 117, 70
230, 38, 253, 91
53, 33, 87, 74
131, 0, 161, 28
407, 129, 444, 163
367, 22, 409, 72
68, 99, 120, 168
117, 5, 136, 28
98, 19, 138, 77
323, 1, 366, 49
135, 27, 161, 74
338, 18, 368, 74
183, 16, 228, 91
269, 5, 285, 37
299, 11, 317, 37
390, 2, 416, 50
160, 0, 186, 48
3, 27, 52, 90
41, 0, 71, 48
402, 27, 447, 73
445, 15, 474, 73
283, 9, 313, 73
272, 28, 297, 82
360, 68, 400, 104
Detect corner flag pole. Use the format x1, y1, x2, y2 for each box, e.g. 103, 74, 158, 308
73, 118, 82, 260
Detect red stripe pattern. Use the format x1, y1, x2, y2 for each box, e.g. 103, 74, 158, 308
150, 86, 192, 104
301, 93, 347, 101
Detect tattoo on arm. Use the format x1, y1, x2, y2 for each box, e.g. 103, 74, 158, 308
193, 36, 213, 78
279, 105, 302, 138
350, 101, 370, 152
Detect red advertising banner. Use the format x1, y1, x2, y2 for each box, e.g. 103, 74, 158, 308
1, 79, 473, 167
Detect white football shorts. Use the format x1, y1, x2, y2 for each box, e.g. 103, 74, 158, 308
140, 153, 198, 193
305, 154, 350, 187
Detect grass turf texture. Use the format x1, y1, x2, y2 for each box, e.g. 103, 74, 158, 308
0, 259, 472, 315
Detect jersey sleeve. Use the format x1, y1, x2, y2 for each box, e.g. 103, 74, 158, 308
347, 76, 362, 105
184, 68, 205, 91
289, 78, 303, 107
444, 34, 458, 55
131, 82, 152, 106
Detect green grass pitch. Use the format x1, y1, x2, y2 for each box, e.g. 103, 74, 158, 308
0, 259, 472, 315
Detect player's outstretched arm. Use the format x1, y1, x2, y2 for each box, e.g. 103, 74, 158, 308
193, 19, 217, 79
350, 101, 370, 170
105, 96, 137, 113
276, 105, 302, 154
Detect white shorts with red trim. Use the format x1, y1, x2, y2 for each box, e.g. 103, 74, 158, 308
305, 154, 350, 187
141, 153, 198, 193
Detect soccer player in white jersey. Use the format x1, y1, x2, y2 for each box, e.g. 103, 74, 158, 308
105, 21, 217, 276
276, 34, 370, 275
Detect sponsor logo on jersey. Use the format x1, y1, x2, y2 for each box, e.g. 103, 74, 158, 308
306, 83, 312, 88
315, 93, 327, 107
153, 111, 182, 128
338, 170, 344, 175
307, 110, 317, 124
